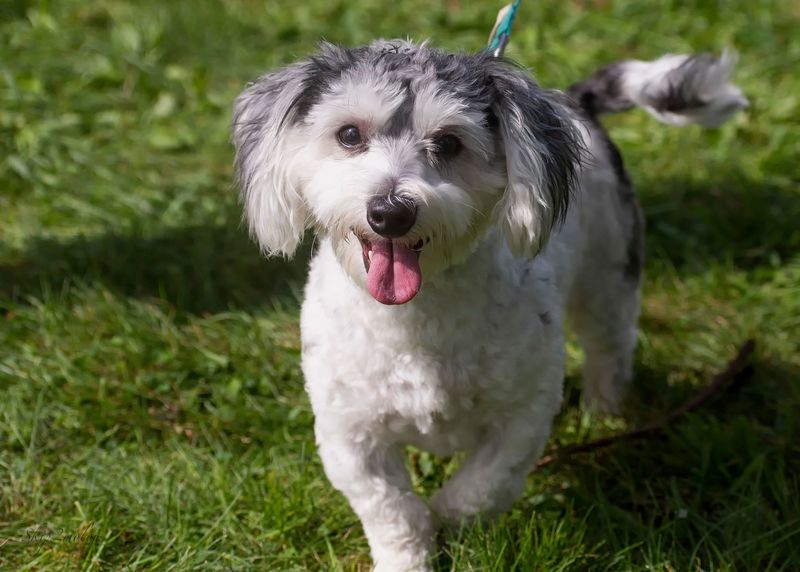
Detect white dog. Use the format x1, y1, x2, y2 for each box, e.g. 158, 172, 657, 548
232, 41, 746, 571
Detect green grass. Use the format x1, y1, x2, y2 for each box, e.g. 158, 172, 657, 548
1, 0, 798, 570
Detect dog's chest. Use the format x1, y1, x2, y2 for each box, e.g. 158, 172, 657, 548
308, 310, 530, 452
301, 240, 562, 452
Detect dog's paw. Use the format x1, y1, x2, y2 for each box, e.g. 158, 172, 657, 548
373, 555, 433, 572
370, 525, 436, 572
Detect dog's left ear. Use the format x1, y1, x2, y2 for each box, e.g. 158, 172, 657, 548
231, 61, 315, 257
487, 60, 582, 257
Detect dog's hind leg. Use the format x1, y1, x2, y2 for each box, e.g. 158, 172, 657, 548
568, 161, 644, 415
570, 278, 641, 415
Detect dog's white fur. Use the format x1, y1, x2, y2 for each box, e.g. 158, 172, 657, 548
232, 41, 747, 571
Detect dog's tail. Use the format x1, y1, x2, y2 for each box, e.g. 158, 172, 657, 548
567, 50, 748, 127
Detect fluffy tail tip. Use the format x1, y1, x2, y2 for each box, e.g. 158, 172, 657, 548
632, 49, 750, 127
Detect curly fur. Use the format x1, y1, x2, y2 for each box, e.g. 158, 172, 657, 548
231, 40, 747, 571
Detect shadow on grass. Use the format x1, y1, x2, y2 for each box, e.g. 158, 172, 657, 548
1, 173, 796, 316
0, 223, 313, 315
640, 175, 800, 271
545, 356, 800, 569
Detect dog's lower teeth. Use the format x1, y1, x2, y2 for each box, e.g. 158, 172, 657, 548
368, 251, 373, 261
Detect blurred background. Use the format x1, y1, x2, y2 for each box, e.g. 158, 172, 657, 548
1, 1, 798, 570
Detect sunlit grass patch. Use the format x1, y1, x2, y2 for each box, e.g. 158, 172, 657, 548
1, 0, 798, 570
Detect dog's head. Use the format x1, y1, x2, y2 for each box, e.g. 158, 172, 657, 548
232, 40, 580, 305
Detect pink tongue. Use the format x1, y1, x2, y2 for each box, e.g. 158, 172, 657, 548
366, 241, 422, 305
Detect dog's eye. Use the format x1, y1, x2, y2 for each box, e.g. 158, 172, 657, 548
337, 125, 363, 148
431, 133, 462, 159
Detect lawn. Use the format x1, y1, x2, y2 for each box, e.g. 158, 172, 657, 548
1, 0, 798, 570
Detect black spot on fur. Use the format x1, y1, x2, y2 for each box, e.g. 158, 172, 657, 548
384, 80, 415, 137
234, 41, 582, 253
538, 312, 552, 325
580, 118, 643, 282
563, 100, 641, 282
566, 62, 633, 118
623, 183, 644, 282
596, 121, 631, 187
289, 45, 368, 125
563, 86, 633, 193
309, 42, 580, 237
648, 54, 714, 112
564, 55, 652, 282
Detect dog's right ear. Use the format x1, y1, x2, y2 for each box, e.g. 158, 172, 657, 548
231, 62, 314, 257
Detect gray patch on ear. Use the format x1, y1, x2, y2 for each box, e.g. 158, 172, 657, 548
230, 62, 314, 256
232, 42, 363, 140
231, 40, 582, 256
231, 46, 365, 256
231, 42, 378, 256
483, 57, 583, 251
231, 62, 312, 191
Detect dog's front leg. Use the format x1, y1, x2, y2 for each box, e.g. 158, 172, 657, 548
431, 407, 556, 524
316, 422, 436, 572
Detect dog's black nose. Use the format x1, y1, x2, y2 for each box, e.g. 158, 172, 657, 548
366, 195, 417, 238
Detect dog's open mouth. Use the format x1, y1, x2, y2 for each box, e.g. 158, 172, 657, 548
359, 237, 425, 305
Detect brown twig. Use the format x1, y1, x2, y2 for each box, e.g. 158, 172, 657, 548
535, 339, 756, 470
